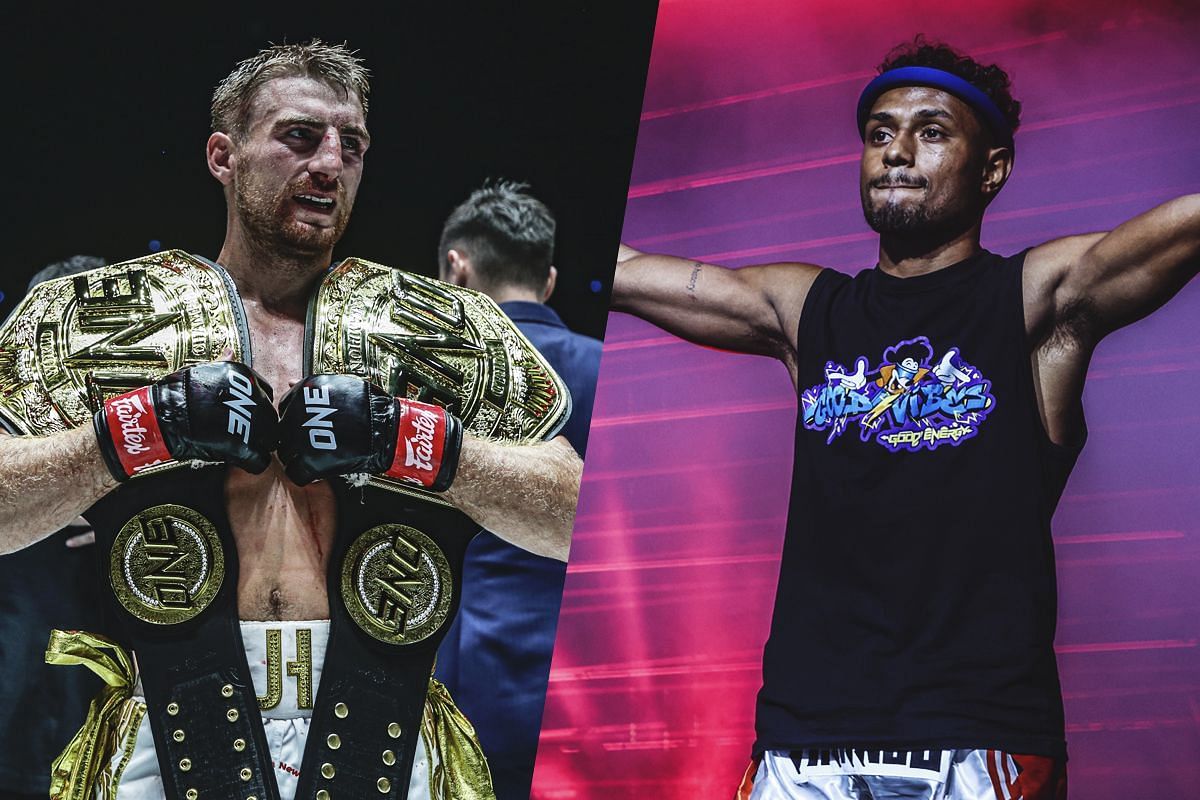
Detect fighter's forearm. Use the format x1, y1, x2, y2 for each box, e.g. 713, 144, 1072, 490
614, 251, 777, 356
0, 425, 117, 554
443, 434, 582, 562
613, 246, 816, 370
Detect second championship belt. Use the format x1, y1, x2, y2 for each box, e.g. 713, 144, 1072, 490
0, 252, 282, 799
0, 250, 249, 438
293, 260, 570, 800
306, 258, 570, 502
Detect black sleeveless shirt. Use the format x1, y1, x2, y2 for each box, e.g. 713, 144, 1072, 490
754, 250, 1080, 759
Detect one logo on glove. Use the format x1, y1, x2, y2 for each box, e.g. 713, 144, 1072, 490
801, 336, 996, 452
104, 387, 170, 474
224, 370, 258, 444
300, 385, 339, 451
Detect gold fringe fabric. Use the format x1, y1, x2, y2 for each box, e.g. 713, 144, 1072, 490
422, 678, 496, 800
44, 630, 144, 800
45, 633, 494, 800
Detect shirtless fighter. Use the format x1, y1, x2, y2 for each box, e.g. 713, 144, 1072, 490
0, 41, 580, 800
615, 40, 1199, 800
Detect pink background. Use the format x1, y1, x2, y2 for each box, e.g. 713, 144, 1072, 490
535, 1, 1200, 798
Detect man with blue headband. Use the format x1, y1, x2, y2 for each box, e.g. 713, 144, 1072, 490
615, 39, 1200, 800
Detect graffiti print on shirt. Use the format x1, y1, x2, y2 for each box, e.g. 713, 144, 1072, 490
801, 336, 995, 452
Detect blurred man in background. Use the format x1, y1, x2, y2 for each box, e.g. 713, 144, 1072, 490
436, 181, 602, 800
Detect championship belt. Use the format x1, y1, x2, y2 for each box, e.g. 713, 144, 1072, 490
85, 469, 480, 800
0, 250, 249, 443
291, 481, 479, 800
19, 252, 567, 799
296, 260, 568, 796
87, 472, 286, 800
306, 257, 571, 503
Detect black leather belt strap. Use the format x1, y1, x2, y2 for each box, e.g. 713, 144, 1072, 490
87, 469, 477, 800
292, 482, 475, 800
87, 467, 279, 800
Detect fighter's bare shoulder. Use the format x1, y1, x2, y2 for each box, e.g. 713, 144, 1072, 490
736, 259, 824, 340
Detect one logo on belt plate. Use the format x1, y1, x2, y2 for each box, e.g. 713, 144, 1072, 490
110, 505, 225, 625
340, 524, 451, 645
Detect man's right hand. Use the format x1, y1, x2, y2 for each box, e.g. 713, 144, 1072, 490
92, 361, 278, 481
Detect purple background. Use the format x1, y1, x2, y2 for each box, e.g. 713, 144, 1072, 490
534, 1, 1200, 798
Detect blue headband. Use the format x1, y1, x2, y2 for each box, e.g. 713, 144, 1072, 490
856, 66, 1013, 145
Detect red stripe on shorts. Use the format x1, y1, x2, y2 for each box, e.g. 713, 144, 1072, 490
735, 758, 759, 800
1011, 754, 1068, 800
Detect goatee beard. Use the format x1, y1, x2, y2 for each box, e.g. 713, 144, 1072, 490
860, 176, 938, 237
860, 189, 974, 241
862, 198, 937, 236
233, 172, 349, 260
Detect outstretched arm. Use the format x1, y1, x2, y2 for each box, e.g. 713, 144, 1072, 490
615, 244, 823, 385
444, 434, 582, 562
1032, 194, 1200, 339
1024, 194, 1200, 442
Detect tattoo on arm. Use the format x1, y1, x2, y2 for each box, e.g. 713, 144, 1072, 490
686, 263, 702, 296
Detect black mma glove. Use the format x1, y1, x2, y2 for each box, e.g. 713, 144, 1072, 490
277, 374, 462, 491
93, 361, 278, 481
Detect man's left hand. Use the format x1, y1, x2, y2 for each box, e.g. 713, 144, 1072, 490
277, 374, 462, 490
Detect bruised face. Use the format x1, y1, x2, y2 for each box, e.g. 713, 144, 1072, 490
859, 86, 994, 239
230, 76, 370, 257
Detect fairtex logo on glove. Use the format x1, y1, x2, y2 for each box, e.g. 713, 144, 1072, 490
110, 394, 153, 455
404, 407, 439, 472
386, 402, 446, 488
104, 387, 171, 475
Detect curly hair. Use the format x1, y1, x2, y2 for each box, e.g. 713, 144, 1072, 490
439, 180, 556, 293
211, 39, 370, 137
878, 37, 1021, 135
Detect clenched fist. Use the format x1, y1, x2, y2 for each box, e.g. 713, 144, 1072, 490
277, 374, 461, 491
93, 361, 278, 481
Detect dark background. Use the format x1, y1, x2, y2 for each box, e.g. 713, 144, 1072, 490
3, 4, 658, 339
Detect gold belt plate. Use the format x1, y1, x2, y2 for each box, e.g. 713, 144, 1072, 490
308, 258, 571, 502
110, 504, 226, 625
340, 524, 453, 646
0, 250, 248, 443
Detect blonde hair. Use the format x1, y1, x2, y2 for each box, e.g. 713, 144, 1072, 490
211, 39, 370, 136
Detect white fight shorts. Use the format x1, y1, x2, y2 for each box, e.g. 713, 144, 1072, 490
739, 749, 1066, 800
106, 621, 433, 800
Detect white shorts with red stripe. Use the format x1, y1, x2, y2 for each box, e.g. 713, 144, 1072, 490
739, 748, 1066, 800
